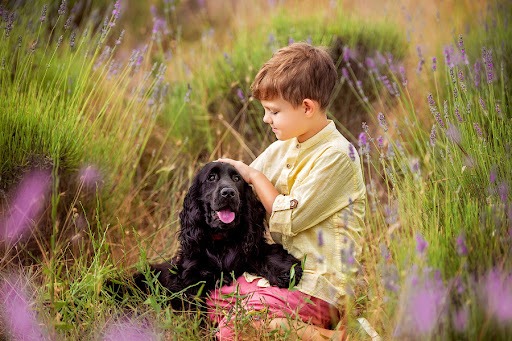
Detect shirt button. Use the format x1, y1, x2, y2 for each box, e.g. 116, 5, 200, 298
290, 199, 298, 209
296, 144, 300, 149
286, 164, 291, 169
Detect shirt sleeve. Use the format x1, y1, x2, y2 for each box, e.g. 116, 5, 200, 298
268, 149, 363, 236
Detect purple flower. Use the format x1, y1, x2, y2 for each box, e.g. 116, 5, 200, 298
103, 319, 157, 341
482, 47, 495, 84
432, 57, 437, 71
455, 106, 463, 122
498, 182, 509, 204
40, 4, 47, 22
473, 122, 483, 138
489, 167, 497, 184
377, 136, 384, 149
342, 46, 351, 62
377, 112, 388, 132
0, 275, 45, 340
481, 269, 512, 325
236, 88, 245, 102
365, 57, 376, 71
452, 306, 468, 332
429, 125, 437, 147
317, 230, 324, 246
58, 0, 67, 16
416, 234, 428, 255
1, 170, 51, 243
394, 271, 447, 337
456, 234, 468, 256
446, 123, 461, 144
78, 165, 102, 189
348, 143, 356, 162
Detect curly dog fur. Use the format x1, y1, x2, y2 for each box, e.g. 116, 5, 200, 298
130, 162, 302, 308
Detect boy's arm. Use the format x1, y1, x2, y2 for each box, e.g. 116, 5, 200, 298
216, 158, 278, 214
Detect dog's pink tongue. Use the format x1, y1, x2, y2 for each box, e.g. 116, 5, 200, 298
217, 210, 235, 224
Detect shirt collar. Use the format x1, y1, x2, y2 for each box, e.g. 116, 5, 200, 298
295, 120, 336, 150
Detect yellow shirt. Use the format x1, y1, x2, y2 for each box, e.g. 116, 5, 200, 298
250, 120, 366, 308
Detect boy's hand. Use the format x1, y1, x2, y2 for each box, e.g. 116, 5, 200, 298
216, 158, 258, 184
217, 158, 279, 214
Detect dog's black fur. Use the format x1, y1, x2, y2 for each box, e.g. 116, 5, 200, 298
123, 162, 302, 308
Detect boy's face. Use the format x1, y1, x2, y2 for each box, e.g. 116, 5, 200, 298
260, 97, 310, 142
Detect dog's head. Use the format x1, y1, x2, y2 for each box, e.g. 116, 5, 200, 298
179, 162, 265, 247
198, 162, 245, 229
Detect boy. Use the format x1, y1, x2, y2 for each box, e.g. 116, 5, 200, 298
210, 42, 366, 340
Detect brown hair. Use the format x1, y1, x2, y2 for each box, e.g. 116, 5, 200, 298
250, 42, 337, 110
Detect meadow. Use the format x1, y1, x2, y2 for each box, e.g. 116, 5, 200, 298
0, 0, 511, 339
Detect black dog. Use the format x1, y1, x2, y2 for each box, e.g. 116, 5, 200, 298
126, 162, 302, 308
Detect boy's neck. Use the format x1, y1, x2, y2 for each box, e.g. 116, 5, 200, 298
297, 115, 329, 143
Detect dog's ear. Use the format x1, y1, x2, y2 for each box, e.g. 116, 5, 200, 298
178, 173, 205, 251
241, 183, 266, 254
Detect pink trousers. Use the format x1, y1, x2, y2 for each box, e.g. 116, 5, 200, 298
206, 275, 338, 340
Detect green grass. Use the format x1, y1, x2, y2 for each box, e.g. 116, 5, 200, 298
1, 0, 511, 340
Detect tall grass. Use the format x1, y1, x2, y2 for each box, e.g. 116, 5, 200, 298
0, 0, 511, 340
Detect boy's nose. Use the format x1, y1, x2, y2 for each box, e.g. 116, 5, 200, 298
263, 112, 271, 124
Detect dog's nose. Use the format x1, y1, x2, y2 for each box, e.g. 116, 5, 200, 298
220, 188, 236, 198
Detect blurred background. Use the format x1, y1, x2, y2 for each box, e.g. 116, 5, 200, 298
0, 0, 510, 339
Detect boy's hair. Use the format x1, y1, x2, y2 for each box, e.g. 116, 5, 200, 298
250, 42, 337, 110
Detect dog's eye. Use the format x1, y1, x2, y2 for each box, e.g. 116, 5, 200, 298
207, 173, 217, 181
232, 174, 241, 182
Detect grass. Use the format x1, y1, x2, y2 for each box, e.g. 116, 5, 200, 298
1, 0, 511, 340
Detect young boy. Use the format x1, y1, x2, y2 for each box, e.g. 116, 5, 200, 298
210, 42, 366, 340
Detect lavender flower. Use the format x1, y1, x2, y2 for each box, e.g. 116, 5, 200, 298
489, 166, 497, 184
1, 170, 51, 243
482, 47, 495, 84
377, 112, 388, 132
479, 97, 487, 112
64, 16, 72, 30
79, 165, 102, 188
377, 136, 384, 149
452, 306, 468, 332
110, 0, 121, 27
103, 319, 157, 341
498, 182, 509, 204
446, 123, 461, 144
358, 132, 369, 155
416, 234, 428, 255
481, 269, 512, 325
431, 57, 437, 72
365, 57, 377, 72
458, 34, 469, 65
348, 143, 356, 162
430, 125, 437, 147
495, 104, 502, 117
58, 0, 67, 16
317, 230, 324, 246
455, 106, 463, 122
455, 233, 468, 256
236, 88, 245, 102
40, 4, 47, 23
473, 122, 483, 138
416, 46, 425, 73
342, 46, 352, 63
394, 271, 447, 337
0, 275, 45, 340
444, 45, 454, 68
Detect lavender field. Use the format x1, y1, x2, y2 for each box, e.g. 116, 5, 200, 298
0, 0, 510, 339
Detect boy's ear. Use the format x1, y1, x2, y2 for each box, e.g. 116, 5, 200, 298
302, 98, 317, 118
